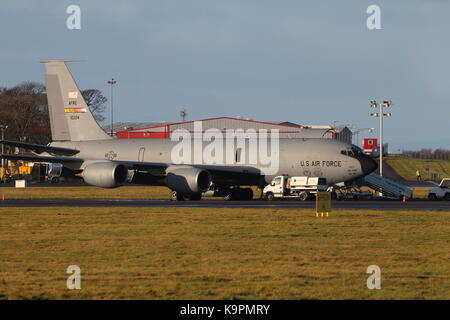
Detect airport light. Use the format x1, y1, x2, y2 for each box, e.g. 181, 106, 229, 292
370, 100, 392, 179
107, 78, 117, 136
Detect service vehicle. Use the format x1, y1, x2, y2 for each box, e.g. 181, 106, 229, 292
47, 163, 63, 183
263, 175, 328, 201
427, 178, 450, 200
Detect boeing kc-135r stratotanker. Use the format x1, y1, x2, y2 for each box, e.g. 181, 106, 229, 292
0, 61, 377, 200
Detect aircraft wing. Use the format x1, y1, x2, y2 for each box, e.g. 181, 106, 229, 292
0, 153, 262, 185
0, 140, 79, 156
0, 153, 83, 165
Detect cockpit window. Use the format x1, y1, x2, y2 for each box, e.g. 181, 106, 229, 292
341, 146, 364, 156
341, 150, 354, 156
351, 146, 363, 155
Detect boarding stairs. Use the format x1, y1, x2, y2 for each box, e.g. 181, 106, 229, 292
362, 173, 413, 199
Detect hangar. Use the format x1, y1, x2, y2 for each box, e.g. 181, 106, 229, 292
110, 117, 352, 144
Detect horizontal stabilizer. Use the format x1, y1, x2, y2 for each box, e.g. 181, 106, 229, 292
0, 140, 79, 156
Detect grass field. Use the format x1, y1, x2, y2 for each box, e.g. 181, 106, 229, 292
1, 206, 449, 300
0, 186, 173, 200
386, 156, 450, 181
0, 185, 264, 200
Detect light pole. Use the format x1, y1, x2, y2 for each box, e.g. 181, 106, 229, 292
180, 108, 187, 122
370, 100, 392, 177
107, 78, 117, 136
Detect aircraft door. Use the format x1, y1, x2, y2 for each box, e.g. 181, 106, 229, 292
138, 147, 145, 162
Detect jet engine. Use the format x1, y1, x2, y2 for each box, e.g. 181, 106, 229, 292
82, 161, 128, 188
165, 167, 211, 194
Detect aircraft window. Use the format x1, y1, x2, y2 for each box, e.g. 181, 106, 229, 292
274, 177, 281, 185
351, 147, 362, 155
341, 150, 354, 156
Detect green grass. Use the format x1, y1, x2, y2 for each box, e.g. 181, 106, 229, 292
0, 186, 262, 200
0, 186, 171, 200
386, 156, 450, 181
0, 207, 449, 300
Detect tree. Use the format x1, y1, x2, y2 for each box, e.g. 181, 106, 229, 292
0, 82, 108, 148
0, 82, 50, 145
81, 89, 107, 122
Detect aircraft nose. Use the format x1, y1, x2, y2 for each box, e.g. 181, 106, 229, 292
357, 154, 378, 175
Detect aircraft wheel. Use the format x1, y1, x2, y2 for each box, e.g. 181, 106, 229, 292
227, 188, 240, 201
428, 193, 437, 201
51, 177, 60, 184
170, 190, 184, 201
243, 188, 253, 200
227, 188, 244, 201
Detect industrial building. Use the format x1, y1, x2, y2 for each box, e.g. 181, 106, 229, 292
109, 117, 353, 144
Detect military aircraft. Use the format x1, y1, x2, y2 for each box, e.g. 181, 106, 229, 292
0, 60, 377, 200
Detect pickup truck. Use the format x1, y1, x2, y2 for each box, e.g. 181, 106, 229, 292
427, 178, 450, 200
263, 175, 328, 201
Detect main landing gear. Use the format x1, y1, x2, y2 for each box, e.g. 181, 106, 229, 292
170, 190, 202, 201
170, 187, 254, 201
225, 187, 254, 201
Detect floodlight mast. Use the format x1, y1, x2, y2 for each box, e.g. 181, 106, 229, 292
370, 100, 392, 184
107, 78, 117, 136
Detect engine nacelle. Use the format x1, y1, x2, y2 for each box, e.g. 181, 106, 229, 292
165, 167, 211, 194
82, 161, 128, 188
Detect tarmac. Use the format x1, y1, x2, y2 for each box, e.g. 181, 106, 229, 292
1, 198, 449, 211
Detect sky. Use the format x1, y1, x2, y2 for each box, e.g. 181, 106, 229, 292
0, 0, 449, 151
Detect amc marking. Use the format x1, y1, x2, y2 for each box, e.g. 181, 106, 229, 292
105, 151, 118, 160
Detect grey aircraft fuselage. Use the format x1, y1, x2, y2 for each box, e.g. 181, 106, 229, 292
49, 137, 376, 186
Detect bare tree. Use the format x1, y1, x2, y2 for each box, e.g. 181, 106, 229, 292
0, 82, 50, 145
81, 89, 107, 122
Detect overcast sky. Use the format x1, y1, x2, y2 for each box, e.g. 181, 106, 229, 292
1, 0, 449, 150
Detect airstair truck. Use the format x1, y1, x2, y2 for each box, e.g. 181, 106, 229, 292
263, 176, 328, 201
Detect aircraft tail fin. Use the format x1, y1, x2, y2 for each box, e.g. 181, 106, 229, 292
41, 60, 112, 141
